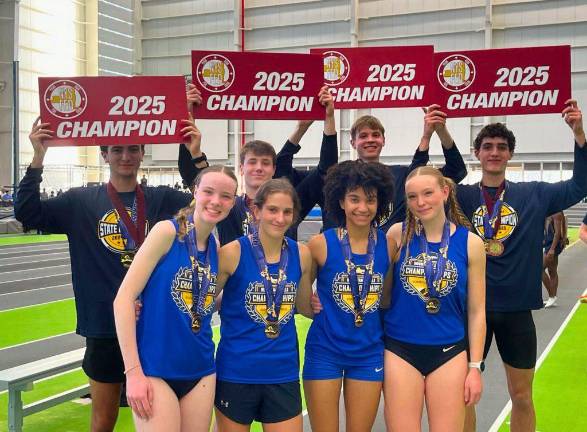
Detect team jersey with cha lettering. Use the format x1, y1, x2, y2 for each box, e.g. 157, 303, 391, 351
137, 219, 216, 379
456, 142, 587, 312
385, 225, 469, 345
216, 236, 301, 384
14, 167, 191, 337
305, 228, 389, 364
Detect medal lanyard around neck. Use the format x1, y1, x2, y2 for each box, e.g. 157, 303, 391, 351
249, 231, 289, 324
186, 216, 214, 322
480, 181, 505, 240
237, 194, 257, 236
417, 220, 450, 299
107, 182, 146, 251
339, 227, 376, 317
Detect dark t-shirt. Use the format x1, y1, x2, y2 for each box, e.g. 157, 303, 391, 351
14, 167, 191, 337
456, 142, 587, 312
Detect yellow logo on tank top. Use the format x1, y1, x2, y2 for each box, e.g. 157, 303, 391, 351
97, 208, 149, 254
472, 202, 518, 241
170, 266, 217, 316
399, 252, 458, 301
245, 277, 297, 326
332, 266, 383, 319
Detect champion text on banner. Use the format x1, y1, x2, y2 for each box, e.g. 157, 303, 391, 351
432, 45, 571, 118
310, 46, 434, 110
38, 76, 188, 147
191, 50, 325, 120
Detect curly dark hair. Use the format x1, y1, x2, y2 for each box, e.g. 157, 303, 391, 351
324, 160, 395, 227
474, 122, 516, 152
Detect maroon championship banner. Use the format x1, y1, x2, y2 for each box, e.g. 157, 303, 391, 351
432, 45, 571, 117
191, 50, 325, 120
310, 46, 434, 109
39, 76, 187, 147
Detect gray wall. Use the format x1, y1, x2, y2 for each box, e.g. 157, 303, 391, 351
139, 0, 587, 177
0, 0, 17, 190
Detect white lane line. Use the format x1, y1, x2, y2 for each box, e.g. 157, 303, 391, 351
0, 283, 72, 297
0, 297, 74, 313
0, 252, 69, 264
0, 245, 68, 255
0, 264, 70, 276
488, 286, 587, 432
0, 272, 71, 284
0, 331, 76, 352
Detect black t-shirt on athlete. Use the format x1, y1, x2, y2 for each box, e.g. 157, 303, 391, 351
14, 166, 191, 338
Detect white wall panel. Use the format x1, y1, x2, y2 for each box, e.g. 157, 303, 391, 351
98, 28, 133, 50
246, 21, 350, 51
360, 8, 484, 42
253, 112, 341, 159
141, 0, 232, 19
142, 12, 233, 39
151, 119, 229, 161
138, 0, 587, 169
372, 108, 472, 158
360, 0, 484, 17
98, 0, 134, 76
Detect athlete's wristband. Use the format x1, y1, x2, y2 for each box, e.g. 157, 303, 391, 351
191, 153, 208, 165
468, 361, 485, 372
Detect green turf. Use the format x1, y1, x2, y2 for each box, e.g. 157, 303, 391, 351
567, 227, 579, 244
0, 299, 76, 349
0, 317, 312, 431
497, 303, 587, 432
0, 234, 67, 246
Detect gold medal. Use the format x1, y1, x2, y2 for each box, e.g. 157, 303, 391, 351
426, 298, 441, 314
486, 239, 504, 257
120, 252, 135, 268
265, 322, 280, 339
354, 313, 364, 327
191, 316, 201, 333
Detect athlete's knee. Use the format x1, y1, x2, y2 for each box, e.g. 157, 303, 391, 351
92, 412, 118, 432
91, 405, 119, 432
463, 408, 476, 432
509, 387, 533, 409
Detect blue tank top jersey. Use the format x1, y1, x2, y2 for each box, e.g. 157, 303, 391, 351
385, 225, 469, 345
137, 219, 217, 380
305, 228, 390, 364
216, 236, 302, 384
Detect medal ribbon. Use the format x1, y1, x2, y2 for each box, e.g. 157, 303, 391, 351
107, 182, 146, 250
339, 228, 376, 317
418, 220, 450, 299
479, 181, 506, 240
249, 232, 289, 324
185, 216, 214, 321
235, 194, 257, 236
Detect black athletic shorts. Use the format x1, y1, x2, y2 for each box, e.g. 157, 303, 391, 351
484, 311, 537, 369
214, 380, 302, 424
384, 336, 466, 376
82, 337, 125, 383
163, 378, 201, 400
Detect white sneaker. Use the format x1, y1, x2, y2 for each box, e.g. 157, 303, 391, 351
544, 297, 558, 308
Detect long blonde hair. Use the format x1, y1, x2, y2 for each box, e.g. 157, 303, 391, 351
175, 165, 237, 240
400, 166, 471, 253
